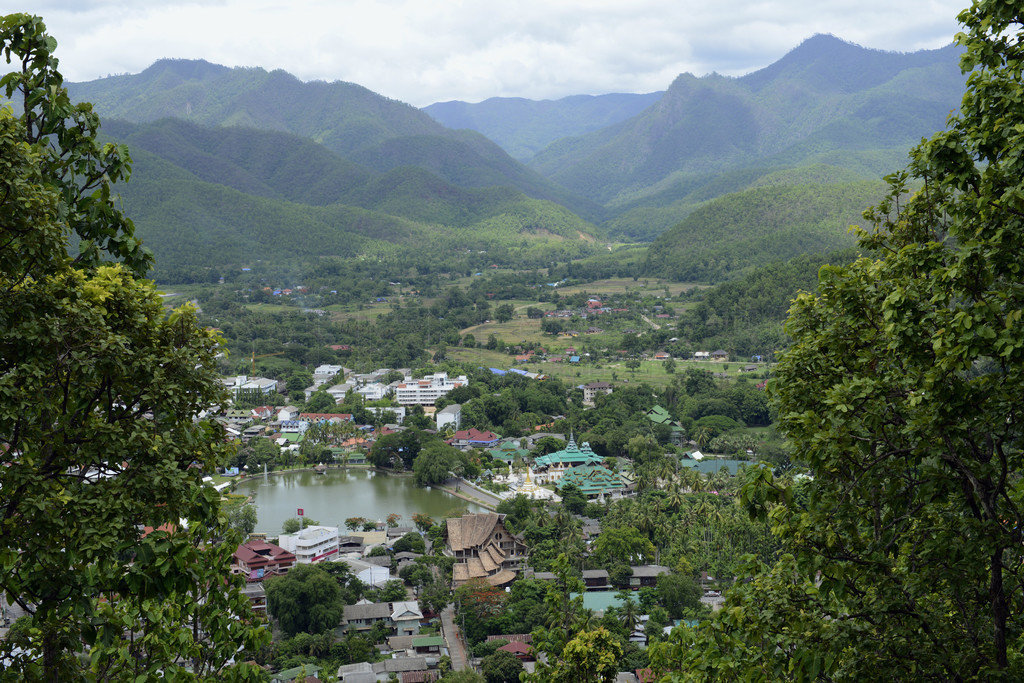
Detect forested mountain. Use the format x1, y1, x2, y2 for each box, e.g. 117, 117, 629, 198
529, 36, 964, 206
70, 39, 965, 285
97, 119, 602, 279
423, 92, 664, 161
69, 59, 602, 220
641, 179, 887, 282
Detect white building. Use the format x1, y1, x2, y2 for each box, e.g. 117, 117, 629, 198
313, 364, 345, 383
365, 406, 406, 424
436, 404, 462, 431
277, 525, 340, 564
355, 382, 390, 401
327, 382, 355, 402
222, 375, 278, 397
394, 372, 468, 406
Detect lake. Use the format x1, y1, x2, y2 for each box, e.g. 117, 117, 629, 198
233, 468, 484, 535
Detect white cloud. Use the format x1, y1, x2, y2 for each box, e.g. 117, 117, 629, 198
27, 0, 966, 106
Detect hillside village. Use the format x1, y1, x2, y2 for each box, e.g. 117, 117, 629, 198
5, 4, 1021, 681
203, 350, 759, 681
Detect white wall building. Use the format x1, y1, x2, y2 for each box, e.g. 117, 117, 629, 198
436, 404, 462, 431
355, 382, 390, 401
277, 525, 340, 564
394, 372, 468, 406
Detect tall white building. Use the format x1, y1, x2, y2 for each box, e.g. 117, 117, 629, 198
277, 525, 340, 564
394, 372, 468, 406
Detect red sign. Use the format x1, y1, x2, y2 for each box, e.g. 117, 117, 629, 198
297, 508, 304, 516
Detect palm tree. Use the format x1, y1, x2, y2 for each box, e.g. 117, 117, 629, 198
666, 484, 686, 511
693, 426, 713, 450
618, 594, 641, 634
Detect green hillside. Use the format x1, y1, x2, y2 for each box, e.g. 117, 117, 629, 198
642, 180, 886, 282
69, 60, 596, 214
105, 127, 602, 276
529, 37, 964, 206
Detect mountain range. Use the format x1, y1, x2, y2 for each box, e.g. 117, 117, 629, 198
67, 34, 966, 282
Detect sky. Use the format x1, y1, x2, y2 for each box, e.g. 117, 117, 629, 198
25, 0, 968, 107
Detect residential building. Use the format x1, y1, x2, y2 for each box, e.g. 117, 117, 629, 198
394, 372, 468, 406
342, 601, 391, 632
313, 364, 345, 385
582, 381, 613, 405
341, 600, 423, 636
240, 582, 267, 613
645, 405, 687, 448
435, 404, 462, 431
582, 569, 610, 591
231, 540, 296, 582
450, 428, 501, 449
277, 525, 340, 564
630, 565, 670, 589
355, 382, 389, 401
446, 513, 527, 587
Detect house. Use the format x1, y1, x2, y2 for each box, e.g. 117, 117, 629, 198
278, 405, 301, 421
582, 569, 610, 591
251, 405, 275, 420
435, 404, 462, 431
277, 525, 340, 564
653, 351, 671, 360
366, 405, 406, 424
693, 351, 710, 361
450, 428, 501, 449
446, 513, 527, 587
342, 601, 392, 632
498, 640, 534, 661
355, 382, 389, 401
313, 363, 345, 385
271, 664, 319, 683
235, 376, 279, 397
231, 540, 296, 582
411, 635, 444, 655
630, 565, 670, 589
645, 405, 687, 448
390, 601, 425, 637
582, 381, 613, 405
240, 582, 267, 613
711, 350, 729, 362
327, 383, 354, 402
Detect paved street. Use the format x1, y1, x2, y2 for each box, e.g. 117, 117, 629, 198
440, 604, 469, 671
437, 477, 502, 510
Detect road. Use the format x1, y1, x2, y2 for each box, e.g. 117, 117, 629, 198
435, 477, 502, 510
440, 604, 469, 671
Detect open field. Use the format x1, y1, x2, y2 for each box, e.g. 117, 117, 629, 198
446, 346, 770, 390
553, 277, 704, 298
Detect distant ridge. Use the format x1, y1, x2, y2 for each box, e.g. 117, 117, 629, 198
423, 92, 664, 161
528, 37, 964, 206
69, 60, 601, 220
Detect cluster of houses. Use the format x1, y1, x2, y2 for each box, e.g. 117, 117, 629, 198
233, 508, 677, 681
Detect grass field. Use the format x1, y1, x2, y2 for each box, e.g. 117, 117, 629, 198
553, 277, 705, 298
446, 346, 769, 390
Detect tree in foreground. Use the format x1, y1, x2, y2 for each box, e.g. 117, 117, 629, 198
265, 564, 344, 638
0, 14, 267, 680
652, 2, 1024, 679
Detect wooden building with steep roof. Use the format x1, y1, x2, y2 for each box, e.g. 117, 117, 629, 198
445, 513, 526, 587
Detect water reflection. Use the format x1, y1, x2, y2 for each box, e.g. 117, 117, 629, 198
234, 468, 483, 534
